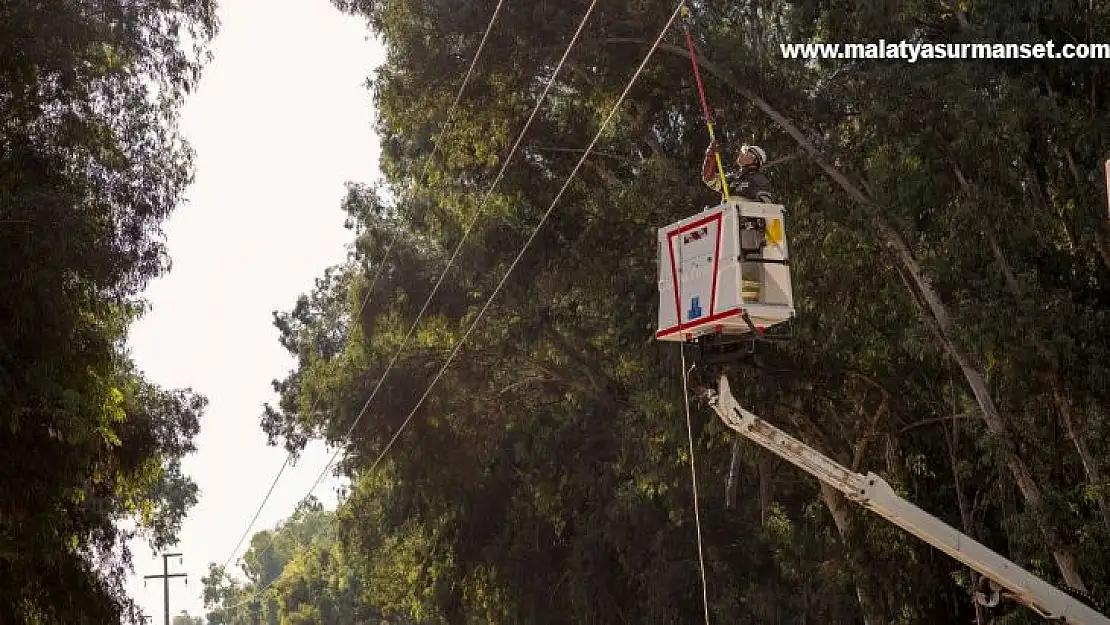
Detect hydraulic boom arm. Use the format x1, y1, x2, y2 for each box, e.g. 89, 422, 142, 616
704, 374, 1110, 624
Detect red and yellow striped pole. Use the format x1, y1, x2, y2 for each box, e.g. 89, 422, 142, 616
681, 3, 730, 200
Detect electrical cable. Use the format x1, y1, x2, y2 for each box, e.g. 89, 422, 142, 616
213, 1, 686, 613
211, 0, 507, 583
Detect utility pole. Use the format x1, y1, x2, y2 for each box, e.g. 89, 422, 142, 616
144, 552, 187, 625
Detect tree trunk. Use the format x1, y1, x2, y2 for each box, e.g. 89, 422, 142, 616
613, 39, 1089, 591
819, 483, 888, 625
725, 437, 742, 510
967, 166, 1110, 539
1098, 222, 1110, 272
943, 388, 987, 625
758, 452, 771, 527
791, 417, 888, 625
1049, 376, 1110, 536
848, 375, 889, 473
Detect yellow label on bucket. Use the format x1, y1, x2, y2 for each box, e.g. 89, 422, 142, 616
766, 219, 783, 245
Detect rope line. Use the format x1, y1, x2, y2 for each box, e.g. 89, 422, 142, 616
681, 346, 712, 625
218, 453, 290, 573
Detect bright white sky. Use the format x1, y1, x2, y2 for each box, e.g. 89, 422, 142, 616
123, 1, 384, 620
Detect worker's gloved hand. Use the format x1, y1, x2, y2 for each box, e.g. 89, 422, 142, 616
701, 146, 719, 183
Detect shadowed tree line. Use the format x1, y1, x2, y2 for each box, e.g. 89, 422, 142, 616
0, 1, 217, 622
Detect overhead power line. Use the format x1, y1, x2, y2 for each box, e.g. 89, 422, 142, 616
360, 0, 686, 481
300, 0, 603, 504
215, 0, 685, 613
214, 0, 507, 580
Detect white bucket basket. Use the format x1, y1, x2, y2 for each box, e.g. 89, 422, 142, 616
656, 198, 794, 342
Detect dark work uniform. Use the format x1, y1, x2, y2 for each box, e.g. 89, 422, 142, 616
703, 159, 773, 202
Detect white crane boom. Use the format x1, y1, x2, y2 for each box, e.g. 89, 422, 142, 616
704, 374, 1110, 624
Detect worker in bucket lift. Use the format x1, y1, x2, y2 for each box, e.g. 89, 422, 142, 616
702, 141, 772, 202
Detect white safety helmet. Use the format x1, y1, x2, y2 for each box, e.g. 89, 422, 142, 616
739, 144, 767, 167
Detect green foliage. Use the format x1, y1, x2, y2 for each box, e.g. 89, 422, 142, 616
220, 0, 1110, 623
202, 499, 418, 625
0, 0, 216, 623
173, 611, 206, 625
